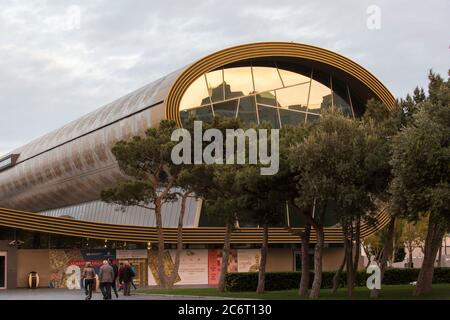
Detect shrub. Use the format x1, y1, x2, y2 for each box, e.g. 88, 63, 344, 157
225, 268, 450, 292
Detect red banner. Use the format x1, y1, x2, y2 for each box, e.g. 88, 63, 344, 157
207, 249, 238, 285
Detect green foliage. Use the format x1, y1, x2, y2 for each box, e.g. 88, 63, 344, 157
288, 111, 384, 228
225, 269, 450, 291
184, 116, 251, 226
101, 120, 185, 207
389, 72, 450, 226
393, 246, 406, 263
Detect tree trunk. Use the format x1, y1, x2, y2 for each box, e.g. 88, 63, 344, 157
408, 243, 413, 268
363, 243, 372, 268
345, 225, 355, 298
331, 237, 347, 294
348, 218, 361, 297
166, 192, 189, 288
299, 223, 311, 297
309, 225, 324, 299
437, 242, 443, 268
415, 213, 445, 296
370, 215, 395, 298
256, 223, 269, 294
353, 219, 361, 274
154, 198, 168, 288
218, 220, 232, 293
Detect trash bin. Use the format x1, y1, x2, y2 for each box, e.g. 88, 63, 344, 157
28, 271, 40, 289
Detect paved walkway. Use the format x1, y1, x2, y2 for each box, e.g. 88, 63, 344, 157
0, 288, 230, 300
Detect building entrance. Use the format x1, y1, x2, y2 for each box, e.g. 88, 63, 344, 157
0, 252, 6, 289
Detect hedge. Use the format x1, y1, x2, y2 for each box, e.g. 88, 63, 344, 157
225, 268, 450, 292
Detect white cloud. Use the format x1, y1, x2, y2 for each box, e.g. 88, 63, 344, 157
0, 0, 448, 154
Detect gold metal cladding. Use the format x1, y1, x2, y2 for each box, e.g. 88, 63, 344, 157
0, 206, 390, 244
165, 42, 396, 126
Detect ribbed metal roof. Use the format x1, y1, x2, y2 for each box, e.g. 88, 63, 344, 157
0, 67, 187, 212
9, 67, 185, 164
39, 196, 201, 228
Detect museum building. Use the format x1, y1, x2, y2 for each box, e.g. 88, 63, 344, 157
0, 42, 395, 289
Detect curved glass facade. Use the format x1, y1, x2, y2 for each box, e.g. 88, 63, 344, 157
180, 62, 355, 127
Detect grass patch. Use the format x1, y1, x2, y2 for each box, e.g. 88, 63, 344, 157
136, 284, 450, 300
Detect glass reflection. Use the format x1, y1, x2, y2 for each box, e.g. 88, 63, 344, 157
224, 67, 254, 99
331, 77, 354, 117
279, 109, 306, 125
307, 79, 332, 114
306, 113, 320, 122
213, 99, 238, 119
258, 105, 280, 129
333, 92, 353, 117
206, 70, 224, 102
180, 75, 210, 111
252, 66, 283, 93
180, 105, 214, 127
276, 83, 309, 113
238, 96, 258, 124
278, 68, 310, 87
179, 63, 356, 128
256, 91, 277, 106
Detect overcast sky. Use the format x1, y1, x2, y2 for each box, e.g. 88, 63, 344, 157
0, 0, 448, 156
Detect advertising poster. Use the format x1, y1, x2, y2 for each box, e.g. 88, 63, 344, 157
116, 249, 147, 260
147, 250, 181, 286
237, 249, 260, 272
49, 249, 116, 288
117, 250, 148, 287
49, 249, 82, 288
80, 249, 115, 261
148, 250, 208, 285
208, 249, 237, 285
170, 249, 208, 285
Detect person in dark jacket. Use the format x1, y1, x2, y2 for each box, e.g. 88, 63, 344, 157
122, 261, 135, 296
130, 262, 137, 290
108, 258, 119, 298
81, 262, 96, 300
118, 262, 124, 291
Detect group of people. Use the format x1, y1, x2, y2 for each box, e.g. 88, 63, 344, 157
81, 258, 136, 300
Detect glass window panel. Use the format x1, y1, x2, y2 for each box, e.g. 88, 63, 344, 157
258, 105, 280, 129
347, 87, 364, 117
256, 91, 277, 106
213, 99, 238, 119
276, 83, 309, 113
278, 68, 311, 87
331, 77, 353, 117
252, 66, 283, 93
179, 75, 210, 111
308, 78, 332, 114
279, 109, 306, 126
306, 113, 320, 122
223, 67, 254, 100
180, 105, 214, 128
206, 69, 225, 102
333, 92, 353, 117
237, 96, 258, 124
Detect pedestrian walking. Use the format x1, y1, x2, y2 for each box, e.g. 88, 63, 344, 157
122, 261, 135, 296
99, 260, 114, 300
108, 258, 119, 298
81, 262, 96, 300
118, 262, 124, 291
130, 262, 137, 290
